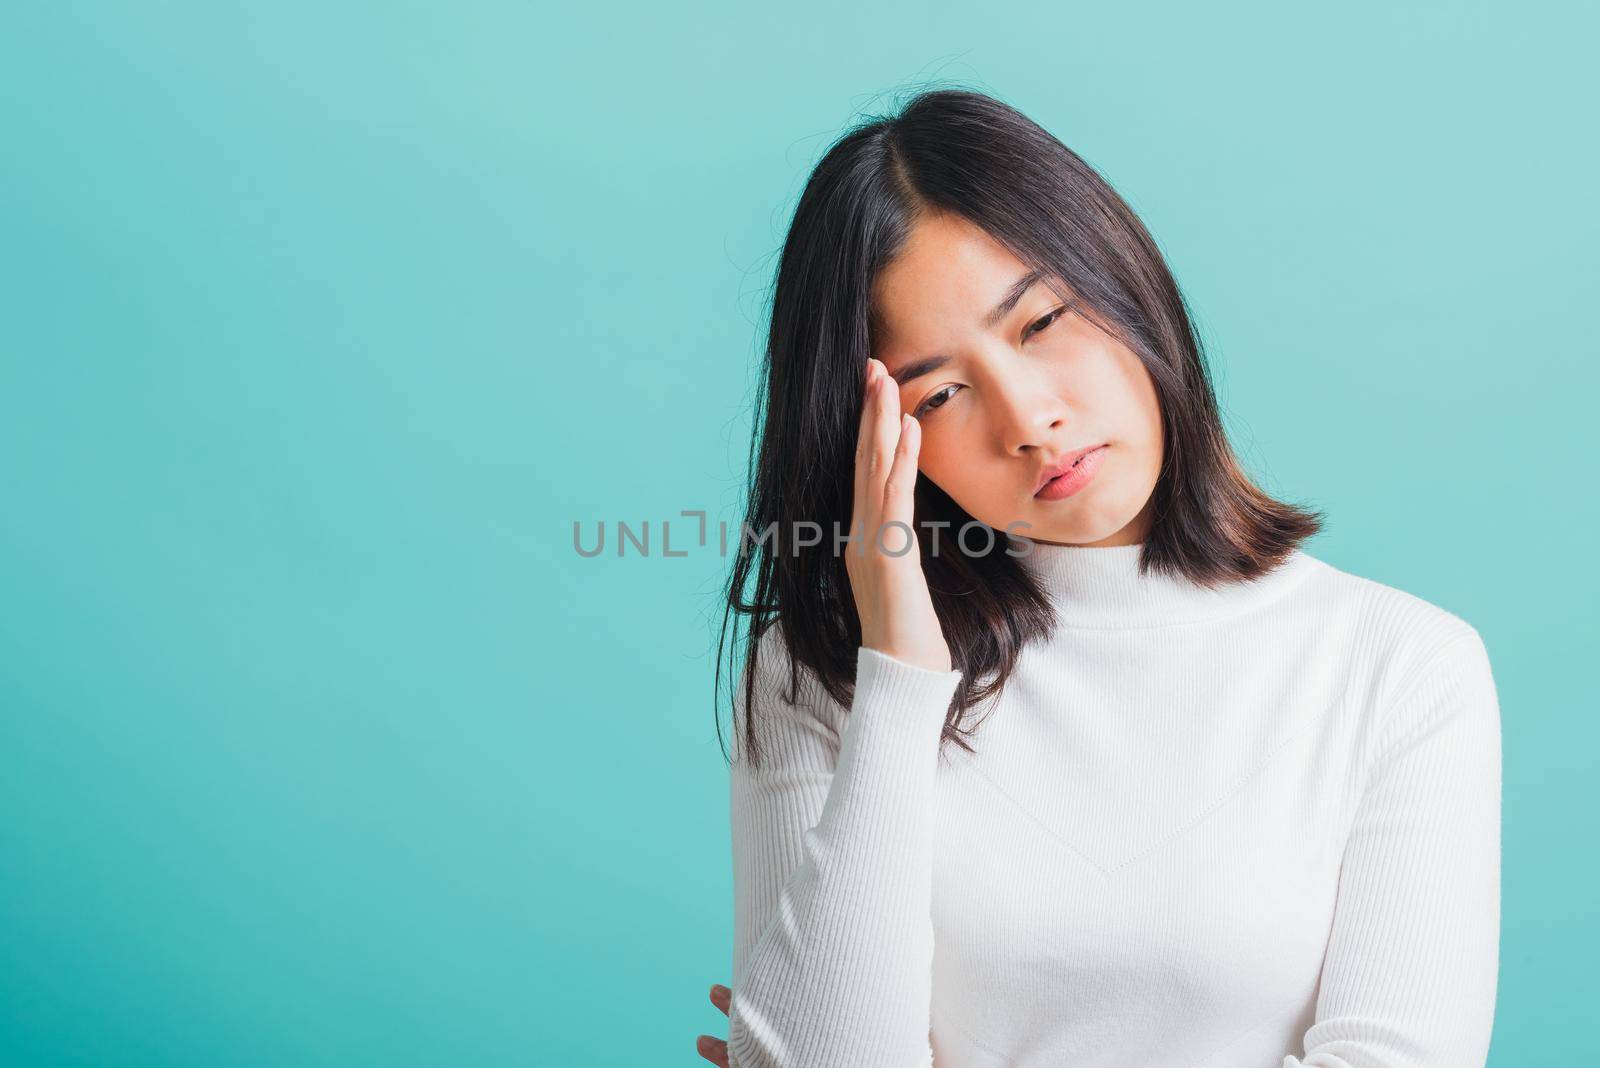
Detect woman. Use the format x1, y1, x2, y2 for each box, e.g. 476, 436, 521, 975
695, 88, 1501, 1067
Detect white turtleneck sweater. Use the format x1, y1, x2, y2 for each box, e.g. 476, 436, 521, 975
727, 543, 1501, 1067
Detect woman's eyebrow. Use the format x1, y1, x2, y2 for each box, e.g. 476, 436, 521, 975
889, 354, 951, 386
983, 269, 1045, 329
888, 269, 1046, 386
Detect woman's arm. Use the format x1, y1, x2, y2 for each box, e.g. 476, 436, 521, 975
1285, 627, 1502, 1067
728, 641, 963, 1068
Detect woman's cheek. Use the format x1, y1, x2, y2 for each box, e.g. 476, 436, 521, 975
921, 434, 953, 482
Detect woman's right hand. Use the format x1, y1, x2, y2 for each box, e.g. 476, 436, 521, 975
846, 358, 953, 675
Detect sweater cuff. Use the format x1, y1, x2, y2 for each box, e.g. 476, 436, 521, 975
852, 646, 964, 733
821, 646, 965, 829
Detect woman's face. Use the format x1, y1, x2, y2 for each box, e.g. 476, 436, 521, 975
871, 212, 1163, 548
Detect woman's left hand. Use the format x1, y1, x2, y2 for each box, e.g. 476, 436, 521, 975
694, 983, 731, 1066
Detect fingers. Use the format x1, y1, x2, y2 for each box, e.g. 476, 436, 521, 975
695, 1034, 729, 1066
881, 412, 920, 543
695, 984, 732, 1066
867, 362, 903, 514
851, 360, 885, 556
852, 358, 902, 558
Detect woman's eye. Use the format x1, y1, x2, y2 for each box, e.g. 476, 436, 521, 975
914, 385, 960, 418
1025, 305, 1068, 339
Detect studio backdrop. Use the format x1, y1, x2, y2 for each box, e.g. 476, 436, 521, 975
1, 2, 1595, 1065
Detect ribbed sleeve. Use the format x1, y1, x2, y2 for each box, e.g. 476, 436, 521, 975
1284, 627, 1502, 1067
728, 645, 964, 1068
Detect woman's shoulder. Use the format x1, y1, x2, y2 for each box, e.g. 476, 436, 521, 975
1286, 547, 1492, 693
735, 617, 850, 740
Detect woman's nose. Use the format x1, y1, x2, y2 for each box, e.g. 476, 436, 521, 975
990, 372, 1069, 456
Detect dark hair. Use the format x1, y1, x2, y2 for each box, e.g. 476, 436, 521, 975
716, 85, 1321, 768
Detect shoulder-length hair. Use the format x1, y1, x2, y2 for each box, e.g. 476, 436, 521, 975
717, 86, 1320, 768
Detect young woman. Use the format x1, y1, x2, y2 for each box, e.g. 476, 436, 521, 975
695, 88, 1501, 1068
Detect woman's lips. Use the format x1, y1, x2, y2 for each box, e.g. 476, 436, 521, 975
1035, 445, 1108, 501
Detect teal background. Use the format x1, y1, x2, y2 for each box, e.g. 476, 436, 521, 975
1, 2, 1594, 1064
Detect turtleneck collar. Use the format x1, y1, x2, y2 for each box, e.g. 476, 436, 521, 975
1012, 540, 1318, 628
